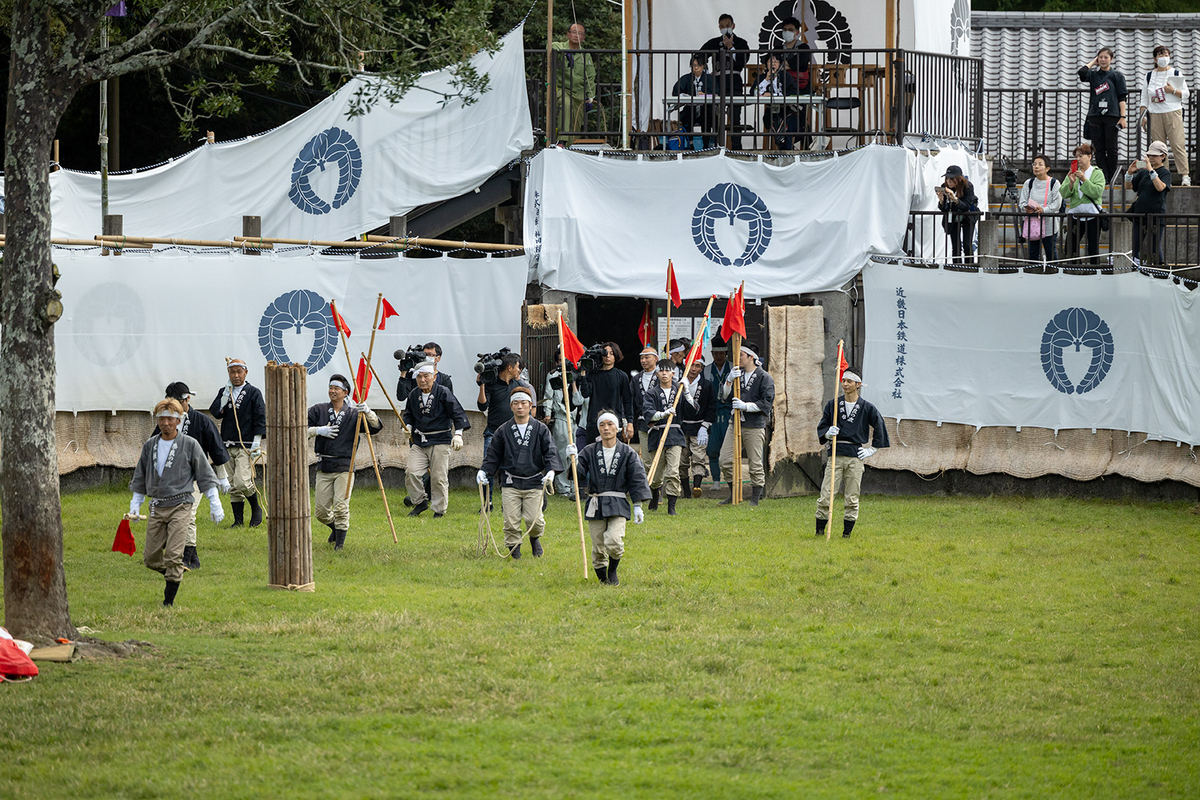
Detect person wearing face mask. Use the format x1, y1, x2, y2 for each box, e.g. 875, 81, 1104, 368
1077, 46, 1128, 184
1139, 45, 1191, 186
672, 56, 718, 149
775, 16, 813, 148
755, 52, 801, 151
699, 14, 750, 150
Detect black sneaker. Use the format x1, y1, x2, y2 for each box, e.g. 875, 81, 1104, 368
509, 543, 522, 559
433, 511, 444, 518
407, 500, 429, 517
530, 537, 543, 557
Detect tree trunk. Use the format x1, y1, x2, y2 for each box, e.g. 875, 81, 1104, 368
2, 2, 79, 641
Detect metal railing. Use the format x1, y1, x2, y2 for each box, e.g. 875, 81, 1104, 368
983, 88, 1198, 183
533, 48, 982, 151
905, 209, 1200, 271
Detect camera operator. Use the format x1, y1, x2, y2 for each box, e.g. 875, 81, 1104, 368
542, 346, 580, 498
423, 341, 453, 393
576, 342, 634, 444
476, 350, 531, 508
402, 363, 470, 517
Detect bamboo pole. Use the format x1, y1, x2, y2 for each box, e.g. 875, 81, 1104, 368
91, 233, 523, 252
362, 235, 523, 252
363, 356, 409, 444
92, 234, 273, 250
557, 310, 590, 580
729, 284, 745, 505
647, 296, 716, 484
346, 294, 383, 499
826, 339, 845, 541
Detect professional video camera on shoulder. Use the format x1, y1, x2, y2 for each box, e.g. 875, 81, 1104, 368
578, 343, 610, 373
395, 343, 430, 397
474, 347, 513, 384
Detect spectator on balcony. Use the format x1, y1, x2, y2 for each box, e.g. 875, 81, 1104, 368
1077, 47, 1128, 185
1124, 140, 1172, 266
672, 56, 718, 149
1062, 143, 1105, 265
776, 16, 813, 149
1138, 45, 1191, 186
1018, 154, 1063, 264
754, 53, 801, 151
936, 165, 978, 263
699, 13, 750, 150
552, 23, 597, 146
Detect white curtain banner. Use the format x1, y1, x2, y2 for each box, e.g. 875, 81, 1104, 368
43, 25, 532, 241
526, 145, 914, 298
863, 262, 1200, 445
908, 144, 989, 261
52, 249, 527, 412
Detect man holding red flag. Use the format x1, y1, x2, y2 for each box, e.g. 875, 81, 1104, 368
815, 368, 890, 538
307, 374, 382, 550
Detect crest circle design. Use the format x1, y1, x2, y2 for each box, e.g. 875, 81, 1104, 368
288, 127, 363, 215
258, 290, 338, 373
1040, 307, 1114, 395
691, 183, 773, 267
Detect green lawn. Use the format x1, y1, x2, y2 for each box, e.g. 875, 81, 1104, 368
1, 486, 1198, 798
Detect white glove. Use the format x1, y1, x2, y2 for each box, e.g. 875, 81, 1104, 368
210, 505, 225, 524
221, 383, 233, 407
858, 446, 877, 459
129, 493, 145, 518
679, 376, 691, 392
315, 425, 339, 438
697, 427, 709, 447
731, 398, 748, 411
250, 435, 262, 456
565, 444, 578, 459
218, 478, 231, 495
476, 469, 488, 485
543, 471, 555, 487
826, 425, 840, 438
355, 401, 370, 413
633, 505, 644, 524
728, 367, 743, 381
742, 402, 759, 414
652, 410, 669, 421
451, 432, 464, 451
224, 441, 236, 448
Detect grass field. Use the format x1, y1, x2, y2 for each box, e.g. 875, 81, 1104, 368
1, 484, 1197, 798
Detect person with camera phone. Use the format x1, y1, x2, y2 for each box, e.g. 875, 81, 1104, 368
402, 362, 469, 517
576, 341, 634, 445
572, 411, 652, 585
1125, 140, 1173, 266
1017, 154, 1063, 264
1138, 45, 1190, 185
936, 165, 979, 264
642, 358, 696, 516
478, 385, 562, 559
476, 349, 529, 510
307, 374, 382, 551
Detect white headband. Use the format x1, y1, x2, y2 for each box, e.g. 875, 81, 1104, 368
227, 359, 247, 368
155, 410, 183, 419
740, 345, 759, 361
842, 370, 862, 383
597, 412, 620, 428
640, 345, 657, 356
413, 363, 436, 376
669, 343, 686, 354
509, 388, 533, 404
329, 378, 350, 391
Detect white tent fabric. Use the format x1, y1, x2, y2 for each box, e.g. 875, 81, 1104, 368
907, 143, 989, 261
863, 262, 1200, 446
53, 248, 527, 412
41, 25, 532, 242
525, 144, 914, 298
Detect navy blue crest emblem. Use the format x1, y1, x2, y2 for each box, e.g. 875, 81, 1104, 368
288, 127, 362, 215
1040, 307, 1114, 394
691, 183, 773, 267
258, 290, 338, 372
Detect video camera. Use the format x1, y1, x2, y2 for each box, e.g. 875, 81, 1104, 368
394, 343, 430, 398
578, 343, 610, 374
474, 347, 513, 385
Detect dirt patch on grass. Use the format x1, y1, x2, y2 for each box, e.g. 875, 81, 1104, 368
74, 637, 155, 660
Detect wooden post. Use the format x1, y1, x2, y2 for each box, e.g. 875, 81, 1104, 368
102, 213, 122, 257
546, 0, 556, 146
266, 361, 313, 591
384, 215, 407, 258
243, 215, 262, 256
52, 139, 59, 171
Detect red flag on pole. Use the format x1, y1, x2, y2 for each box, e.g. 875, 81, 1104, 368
720, 285, 746, 341
354, 357, 373, 402
666, 260, 682, 309
836, 342, 849, 383
330, 302, 352, 337
112, 519, 136, 556
561, 318, 586, 368
637, 301, 654, 346
377, 297, 400, 331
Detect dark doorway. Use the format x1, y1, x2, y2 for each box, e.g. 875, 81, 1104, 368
576, 296, 647, 374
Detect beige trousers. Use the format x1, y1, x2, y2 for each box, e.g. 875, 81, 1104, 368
1149, 110, 1189, 176
638, 437, 654, 472
816, 456, 866, 521
227, 447, 257, 501
315, 471, 352, 531
144, 501, 191, 582
719, 425, 768, 487
407, 444, 451, 514
501, 487, 546, 548
587, 516, 626, 569
649, 445, 683, 497
683, 435, 709, 479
